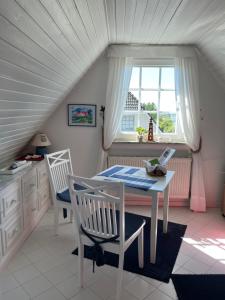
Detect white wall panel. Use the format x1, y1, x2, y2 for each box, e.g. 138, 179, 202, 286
0, 0, 108, 166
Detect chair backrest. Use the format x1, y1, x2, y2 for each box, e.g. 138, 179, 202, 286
45, 149, 73, 198
68, 175, 125, 243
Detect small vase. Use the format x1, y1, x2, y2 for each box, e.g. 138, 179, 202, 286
138, 135, 143, 143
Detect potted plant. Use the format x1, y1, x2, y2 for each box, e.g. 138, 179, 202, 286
136, 127, 147, 143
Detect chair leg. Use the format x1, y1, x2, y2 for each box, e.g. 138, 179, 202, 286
54, 207, 59, 235
116, 251, 124, 300
79, 243, 84, 288
138, 228, 144, 268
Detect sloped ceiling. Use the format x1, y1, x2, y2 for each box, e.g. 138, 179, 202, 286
0, 0, 225, 165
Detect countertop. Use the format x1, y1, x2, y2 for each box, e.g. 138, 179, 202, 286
0, 160, 45, 192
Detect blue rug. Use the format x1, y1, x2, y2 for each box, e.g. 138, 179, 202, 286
172, 274, 225, 300
72, 212, 186, 283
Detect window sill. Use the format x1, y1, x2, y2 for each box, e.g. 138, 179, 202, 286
113, 140, 185, 145
114, 136, 186, 145
110, 140, 191, 158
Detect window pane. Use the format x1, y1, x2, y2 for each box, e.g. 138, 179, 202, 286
160, 91, 176, 112
141, 91, 158, 111
159, 112, 176, 133
139, 112, 149, 132
161, 67, 175, 89
121, 115, 135, 132
139, 112, 157, 134
142, 67, 159, 89
129, 67, 140, 89
125, 91, 139, 111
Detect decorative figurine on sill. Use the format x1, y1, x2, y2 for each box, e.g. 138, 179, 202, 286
147, 114, 154, 142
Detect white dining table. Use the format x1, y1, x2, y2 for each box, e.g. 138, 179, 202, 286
93, 165, 175, 264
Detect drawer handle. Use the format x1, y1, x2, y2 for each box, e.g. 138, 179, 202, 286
9, 199, 17, 207
8, 228, 19, 239
29, 183, 36, 188
32, 208, 36, 212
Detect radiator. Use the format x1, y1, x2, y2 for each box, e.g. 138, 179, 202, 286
108, 156, 192, 204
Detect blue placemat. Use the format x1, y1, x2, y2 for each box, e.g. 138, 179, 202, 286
124, 168, 139, 175
99, 166, 124, 177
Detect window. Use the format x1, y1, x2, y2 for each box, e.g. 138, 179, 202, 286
119, 65, 183, 142
121, 115, 135, 132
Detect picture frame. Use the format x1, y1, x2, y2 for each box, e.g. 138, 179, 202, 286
68, 104, 97, 127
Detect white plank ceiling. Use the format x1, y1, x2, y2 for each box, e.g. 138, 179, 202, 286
0, 0, 225, 164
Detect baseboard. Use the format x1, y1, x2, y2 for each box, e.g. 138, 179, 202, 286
125, 193, 189, 207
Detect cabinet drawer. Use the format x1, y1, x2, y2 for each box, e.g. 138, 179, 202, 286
38, 184, 50, 209
37, 163, 49, 188
23, 201, 38, 228
0, 181, 21, 224
22, 169, 37, 198
2, 215, 23, 254
0, 231, 3, 258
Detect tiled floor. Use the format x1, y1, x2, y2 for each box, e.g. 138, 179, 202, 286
0, 206, 225, 300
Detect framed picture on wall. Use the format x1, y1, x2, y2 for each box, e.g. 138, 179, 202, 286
68, 104, 97, 127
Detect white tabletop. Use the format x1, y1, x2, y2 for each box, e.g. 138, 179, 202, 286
94, 165, 175, 193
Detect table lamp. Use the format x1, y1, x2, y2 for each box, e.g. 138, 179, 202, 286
31, 133, 51, 156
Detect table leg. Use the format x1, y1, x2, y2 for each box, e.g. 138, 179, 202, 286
163, 185, 169, 234
151, 191, 158, 264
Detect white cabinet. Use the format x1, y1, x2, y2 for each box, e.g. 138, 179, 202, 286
0, 229, 3, 259
36, 163, 50, 211
1, 215, 23, 255
22, 168, 38, 228
0, 160, 50, 270
0, 179, 21, 224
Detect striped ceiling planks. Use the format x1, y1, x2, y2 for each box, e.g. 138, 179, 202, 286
0, 0, 108, 165
1, 0, 225, 164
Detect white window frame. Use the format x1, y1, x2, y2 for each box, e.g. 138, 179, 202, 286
117, 59, 184, 143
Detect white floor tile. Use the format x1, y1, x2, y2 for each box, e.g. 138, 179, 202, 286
20, 241, 41, 255
22, 274, 52, 298
6, 253, 31, 273
0, 274, 19, 294
0, 287, 30, 300
83, 265, 106, 287
70, 288, 101, 300
173, 266, 193, 274
124, 277, 155, 300
57, 255, 79, 275
43, 263, 74, 285
33, 253, 67, 273
138, 275, 162, 287
174, 253, 191, 267
89, 275, 117, 300
207, 261, 225, 274
183, 257, 211, 274
33, 287, 66, 300
101, 265, 136, 285
158, 280, 177, 300
13, 264, 40, 284
56, 275, 81, 299
25, 248, 51, 264
109, 288, 138, 300
145, 289, 174, 300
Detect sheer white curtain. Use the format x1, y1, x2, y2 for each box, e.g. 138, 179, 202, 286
175, 57, 206, 212
97, 57, 132, 171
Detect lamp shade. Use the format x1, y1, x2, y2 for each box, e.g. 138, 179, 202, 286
31, 133, 51, 147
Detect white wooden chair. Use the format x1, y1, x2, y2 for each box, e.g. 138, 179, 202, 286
45, 149, 74, 235
68, 175, 146, 300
